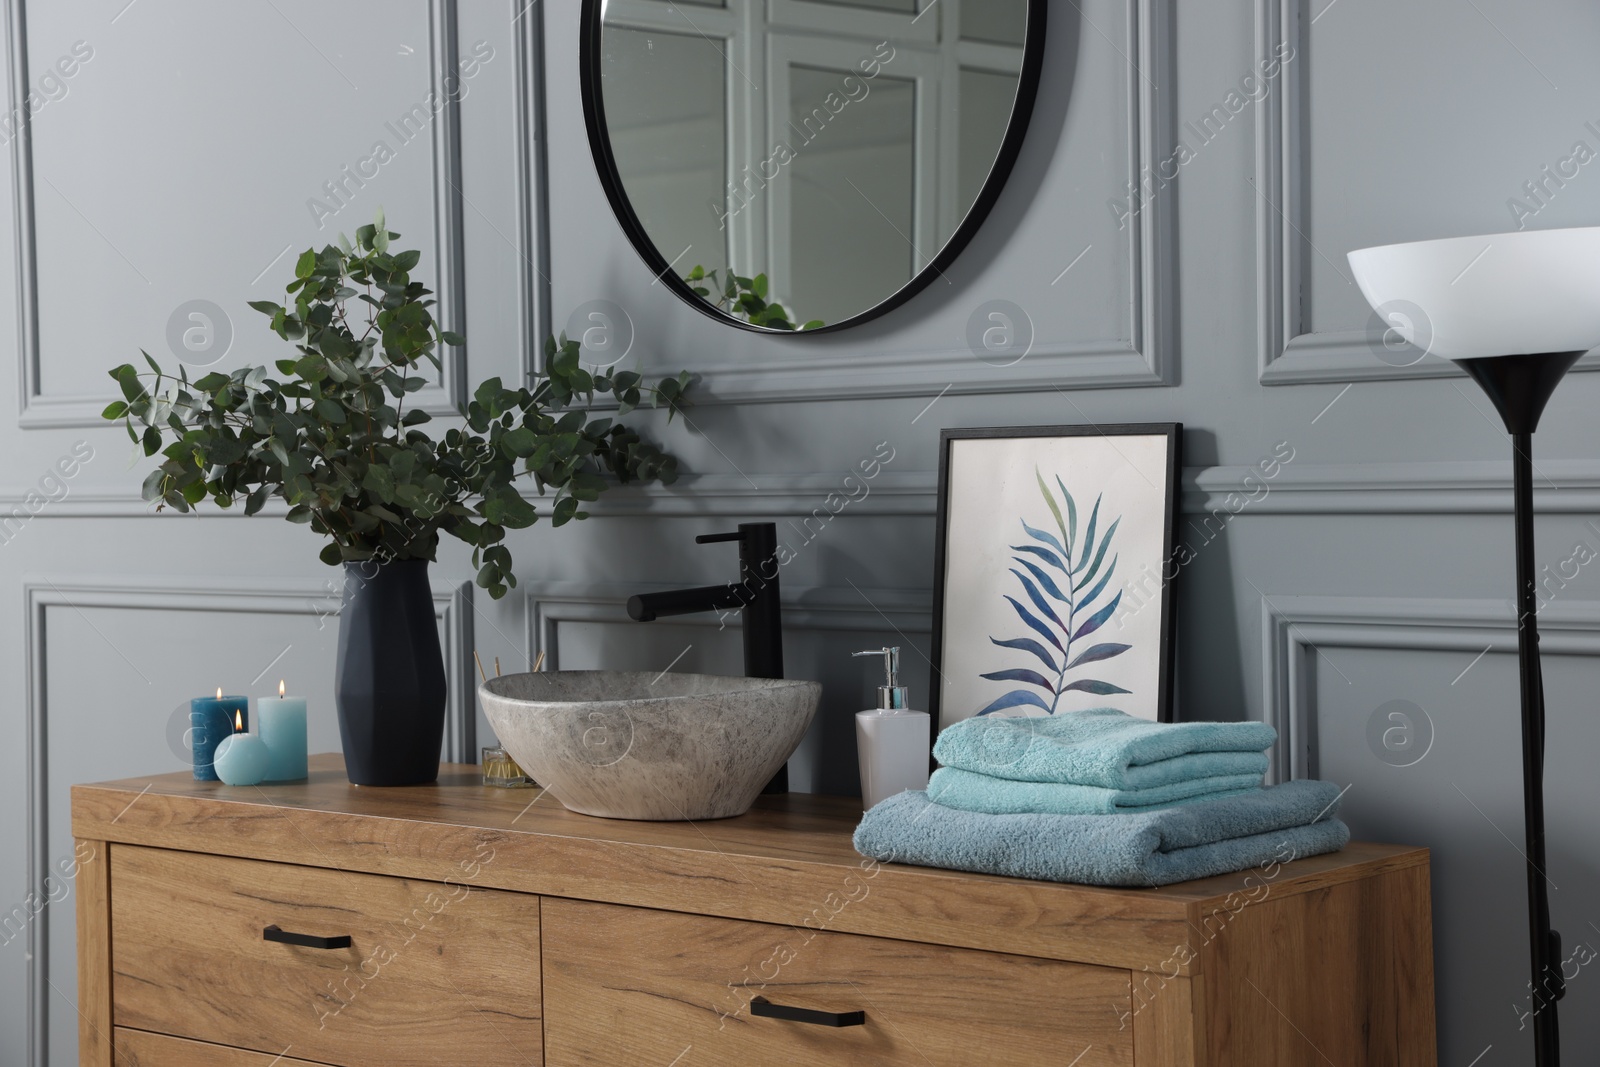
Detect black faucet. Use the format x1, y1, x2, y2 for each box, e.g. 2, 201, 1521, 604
627, 522, 787, 792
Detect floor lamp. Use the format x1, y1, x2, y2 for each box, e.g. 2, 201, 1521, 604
1349, 226, 1600, 1067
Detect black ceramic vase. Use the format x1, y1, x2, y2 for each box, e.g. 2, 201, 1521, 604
334, 558, 447, 786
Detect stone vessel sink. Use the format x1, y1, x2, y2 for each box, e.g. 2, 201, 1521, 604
479, 670, 822, 820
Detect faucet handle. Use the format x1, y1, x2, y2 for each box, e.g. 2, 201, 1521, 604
695, 531, 743, 544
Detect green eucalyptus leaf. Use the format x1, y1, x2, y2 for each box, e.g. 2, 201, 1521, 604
118, 372, 147, 404
363, 465, 395, 501
207, 435, 247, 466
244, 484, 271, 516
502, 426, 538, 457
294, 355, 329, 382
106, 217, 693, 594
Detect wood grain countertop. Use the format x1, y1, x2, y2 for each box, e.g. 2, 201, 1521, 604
73, 753, 1427, 977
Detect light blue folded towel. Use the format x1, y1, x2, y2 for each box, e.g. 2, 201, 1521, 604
854, 780, 1348, 887
934, 707, 1276, 788
926, 766, 1263, 815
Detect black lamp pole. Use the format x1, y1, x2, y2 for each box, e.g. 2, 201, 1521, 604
1456, 350, 1582, 1067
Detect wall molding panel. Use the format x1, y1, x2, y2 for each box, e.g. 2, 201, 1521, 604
524, 580, 933, 669
6, 0, 471, 429
512, 0, 552, 383
1259, 593, 1600, 783
20, 575, 474, 1067
1184, 458, 1600, 516
589, 460, 1600, 517
1252, 0, 1599, 386
428, 0, 470, 410
651, 0, 1176, 404
5, 0, 40, 422
15, 457, 1600, 521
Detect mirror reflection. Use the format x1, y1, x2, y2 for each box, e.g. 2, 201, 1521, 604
594, 0, 1033, 330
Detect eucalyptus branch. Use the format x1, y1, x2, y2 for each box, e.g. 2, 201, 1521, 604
682, 264, 824, 331
105, 212, 693, 599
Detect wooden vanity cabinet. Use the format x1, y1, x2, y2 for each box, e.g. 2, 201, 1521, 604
74, 755, 1436, 1066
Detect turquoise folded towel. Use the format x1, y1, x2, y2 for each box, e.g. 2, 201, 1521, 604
934, 707, 1276, 788
926, 766, 1263, 815
854, 780, 1348, 887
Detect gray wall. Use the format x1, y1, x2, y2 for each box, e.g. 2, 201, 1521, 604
3, 1, 1599, 1063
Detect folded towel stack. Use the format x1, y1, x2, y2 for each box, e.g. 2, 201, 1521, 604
928, 707, 1276, 815
854, 708, 1349, 887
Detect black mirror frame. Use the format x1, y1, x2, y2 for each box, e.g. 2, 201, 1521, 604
577, 0, 1050, 335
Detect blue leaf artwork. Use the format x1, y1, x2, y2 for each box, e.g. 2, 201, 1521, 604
977, 468, 1132, 715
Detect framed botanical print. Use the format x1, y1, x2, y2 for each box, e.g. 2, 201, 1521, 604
930, 424, 1181, 730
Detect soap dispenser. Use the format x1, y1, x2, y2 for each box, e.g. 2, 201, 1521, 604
853, 646, 931, 810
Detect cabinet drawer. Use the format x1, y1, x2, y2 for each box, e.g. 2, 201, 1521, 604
110, 845, 540, 1067
114, 1028, 333, 1066
543, 899, 1134, 1067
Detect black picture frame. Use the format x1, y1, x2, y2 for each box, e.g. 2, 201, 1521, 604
577, 0, 1050, 335
930, 423, 1182, 731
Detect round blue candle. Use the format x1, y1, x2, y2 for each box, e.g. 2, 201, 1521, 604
259, 680, 308, 782
213, 731, 271, 786
190, 691, 249, 781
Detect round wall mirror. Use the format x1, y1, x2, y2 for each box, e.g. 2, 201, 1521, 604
580, 0, 1048, 334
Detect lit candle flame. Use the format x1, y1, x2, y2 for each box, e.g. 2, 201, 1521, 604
279, 679, 286, 699
234, 710, 244, 733
216, 687, 223, 700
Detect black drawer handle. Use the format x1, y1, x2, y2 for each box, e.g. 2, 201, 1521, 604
750, 995, 865, 1027
263, 924, 352, 950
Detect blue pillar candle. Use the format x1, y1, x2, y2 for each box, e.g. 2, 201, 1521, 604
259, 680, 309, 782
191, 690, 248, 781
214, 730, 271, 786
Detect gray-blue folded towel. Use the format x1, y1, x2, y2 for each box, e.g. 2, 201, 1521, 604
933, 707, 1276, 788
926, 765, 1264, 815
853, 780, 1349, 887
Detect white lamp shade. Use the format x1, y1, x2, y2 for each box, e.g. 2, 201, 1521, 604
1347, 226, 1600, 361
